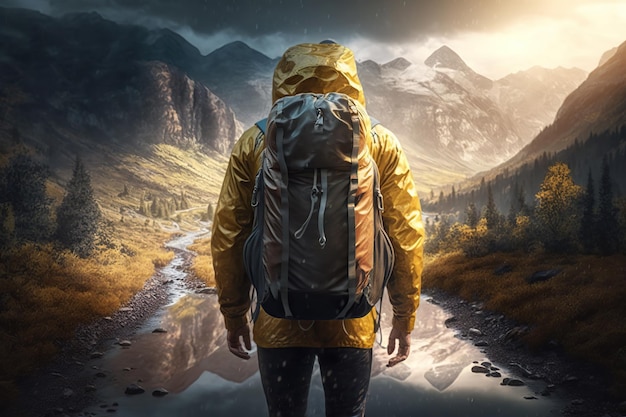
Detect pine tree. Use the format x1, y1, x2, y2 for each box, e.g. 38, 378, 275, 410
464, 202, 479, 228
450, 186, 456, 209
138, 195, 147, 216
596, 157, 620, 255
0, 204, 14, 248
180, 191, 190, 210
484, 184, 500, 231
507, 182, 520, 225
55, 156, 102, 257
579, 169, 596, 253
207, 203, 214, 221
151, 196, 159, 217
3, 152, 53, 242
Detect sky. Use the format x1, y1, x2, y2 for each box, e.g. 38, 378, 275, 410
3, 0, 626, 79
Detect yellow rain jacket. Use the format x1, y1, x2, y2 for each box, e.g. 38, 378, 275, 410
211, 43, 424, 349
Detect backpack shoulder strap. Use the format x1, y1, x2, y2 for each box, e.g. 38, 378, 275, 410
254, 118, 267, 150
255, 118, 268, 135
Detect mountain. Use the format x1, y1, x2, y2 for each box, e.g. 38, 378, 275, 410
193, 41, 278, 127
501, 40, 626, 171
431, 41, 626, 215
0, 7, 241, 214
599, 47, 618, 67
358, 58, 521, 189
0, 7, 589, 197
424, 45, 493, 90
0, 7, 239, 155
356, 47, 585, 191
489, 66, 588, 149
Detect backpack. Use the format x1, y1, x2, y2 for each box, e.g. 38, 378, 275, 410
243, 92, 394, 321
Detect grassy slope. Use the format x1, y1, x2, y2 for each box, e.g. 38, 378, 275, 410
423, 251, 626, 396
0, 142, 229, 406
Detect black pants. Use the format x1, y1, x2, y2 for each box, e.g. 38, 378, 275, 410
258, 347, 373, 417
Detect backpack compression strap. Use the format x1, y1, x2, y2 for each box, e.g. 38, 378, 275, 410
273, 102, 295, 318
336, 111, 361, 318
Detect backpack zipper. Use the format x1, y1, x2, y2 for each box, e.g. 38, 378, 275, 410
294, 169, 320, 239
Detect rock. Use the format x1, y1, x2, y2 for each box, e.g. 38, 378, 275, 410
95, 372, 107, 378
62, 388, 74, 399
119, 307, 133, 312
524, 396, 537, 400
196, 287, 216, 294
125, 383, 145, 395
85, 385, 97, 392
488, 371, 502, 378
474, 341, 489, 347
480, 362, 492, 368
501, 326, 529, 342
118, 340, 132, 347
468, 328, 482, 337
571, 399, 585, 406
501, 378, 525, 386
471, 366, 489, 374
526, 269, 561, 284
103, 316, 113, 321
152, 328, 168, 333
562, 375, 579, 385
444, 317, 458, 327
152, 388, 169, 397
509, 362, 533, 378
90, 352, 104, 359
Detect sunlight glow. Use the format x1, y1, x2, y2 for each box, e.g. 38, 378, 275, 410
351, 1, 626, 79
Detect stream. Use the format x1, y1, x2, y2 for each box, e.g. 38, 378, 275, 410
83, 231, 568, 417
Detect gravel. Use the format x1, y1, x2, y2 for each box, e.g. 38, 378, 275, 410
426, 287, 623, 417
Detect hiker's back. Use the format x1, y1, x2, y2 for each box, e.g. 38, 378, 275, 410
244, 92, 394, 320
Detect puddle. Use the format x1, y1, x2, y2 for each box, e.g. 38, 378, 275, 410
85, 231, 566, 416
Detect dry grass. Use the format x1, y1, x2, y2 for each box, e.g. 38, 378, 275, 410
0, 211, 177, 406
188, 237, 216, 287
423, 251, 626, 395
0, 238, 174, 378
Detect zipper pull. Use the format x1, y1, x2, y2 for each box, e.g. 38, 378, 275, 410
315, 108, 324, 127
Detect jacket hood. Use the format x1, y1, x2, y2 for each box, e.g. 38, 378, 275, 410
271, 43, 366, 106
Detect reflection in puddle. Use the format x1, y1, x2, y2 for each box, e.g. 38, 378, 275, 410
88, 292, 565, 417
108, 295, 258, 393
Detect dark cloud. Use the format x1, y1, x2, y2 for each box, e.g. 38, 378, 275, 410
5, 0, 582, 42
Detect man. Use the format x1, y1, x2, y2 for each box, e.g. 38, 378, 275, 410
211, 41, 424, 417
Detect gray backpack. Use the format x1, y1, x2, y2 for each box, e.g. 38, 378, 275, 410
243, 92, 394, 320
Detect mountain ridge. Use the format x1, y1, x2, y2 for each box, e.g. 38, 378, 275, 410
0, 6, 602, 197
497, 39, 626, 172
